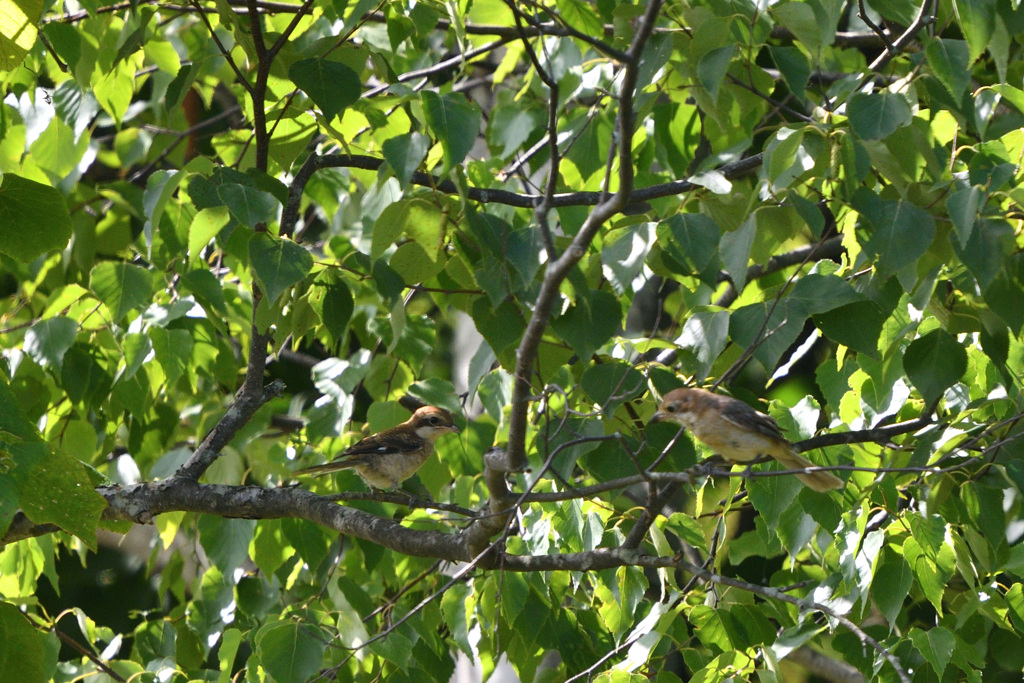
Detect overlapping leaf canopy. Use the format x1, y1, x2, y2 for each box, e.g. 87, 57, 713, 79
2, 0, 1024, 681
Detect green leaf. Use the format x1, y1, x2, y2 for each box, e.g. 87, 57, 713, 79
90, 262, 154, 323
871, 553, 913, 629
556, 0, 603, 36
657, 214, 721, 284
121, 332, 152, 381
904, 330, 967, 404
24, 317, 78, 369
909, 513, 947, 562
858, 199, 936, 276
217, 629, 243, 683
789, 191, 825, 236
149, 327, 194, 388
254, 620, 327, 683
52, 81, 98, 141
218, 184, 279, 229
340, 0, 379, 36
953, 0, 995, 63
470, 297, 525, 359
500, 571, 529, 625
143, 169, 184, 252
188, 206, 231, 259
61, 344, 111, 407
770, 46, 810, 98
962, 483, 1007, 548
31, 118, 88, 181
984, 252, 1024, 334
719, 217, 756, 293
487, 105, 540, 157
198, 516, 256, 575
441, 582, 474, 659
765, 127, 816, 191
250, 519, 289, 576
180, 269, 228, 316
165, 62, 198, 110
382, 132, 430, 186
580, 361, 645, 414
925, 39, 971, 99
289, 57, 361, 119
372, 198, 445, 261
601, 223, 654, 295
248, 233, 314, 306
371, 258, 405, 303
987, 84, 1024, 116
281, 518, 332, 571
675, 310, 730, 382
0, 0, 43, 70
746, 461, 803, 531
664, 512, 708, 553
550, 289, 621, 361
690, 605, 733, 651
789, 274, 863, 314
777, 505, 817, 556
946, 186, 984, 247
421, 91, 481, 173
0, 601, 45, 683
389, 241, 446, 284
910, 626, 956, 678
0, 174, 73, 262
697, 45, 734, 102
729, 299, 807, 370
307, 270, 354, 345
813, 299, 888, 355
367, 627, 414, 668
93, 64, 134, 125
772, 2, 823, 52
2, 436, 105, 549
1007, 584, 1024, 632
847, 92, 912, 140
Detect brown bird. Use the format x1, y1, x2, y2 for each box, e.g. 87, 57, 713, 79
294, 406, 460, 490
650, 388, 843, 492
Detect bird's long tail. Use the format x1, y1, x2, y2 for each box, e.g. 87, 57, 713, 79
770, 447, 844, 492
292, 460, 356, 477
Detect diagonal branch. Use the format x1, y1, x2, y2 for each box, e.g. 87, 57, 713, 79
173, 379, 286, 481
504, 0, 664, 472
868, 0, 935, 72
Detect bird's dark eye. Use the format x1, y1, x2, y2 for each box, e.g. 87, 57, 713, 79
666, 404, 677, 412
428, 416, 440, 425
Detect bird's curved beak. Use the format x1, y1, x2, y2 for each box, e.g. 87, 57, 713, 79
649, 411, 667, 425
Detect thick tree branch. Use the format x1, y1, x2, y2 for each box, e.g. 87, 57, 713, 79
2, 410, 942, 547
4, 481, 472, 559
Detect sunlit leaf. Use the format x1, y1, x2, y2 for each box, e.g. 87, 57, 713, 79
289, 58, 361, 120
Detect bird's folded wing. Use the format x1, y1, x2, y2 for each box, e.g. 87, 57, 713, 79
343, 430, 425, 456
719, 401, 789, 442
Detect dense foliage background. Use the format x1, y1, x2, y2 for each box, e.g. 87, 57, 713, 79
2, 0, 1024, 680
